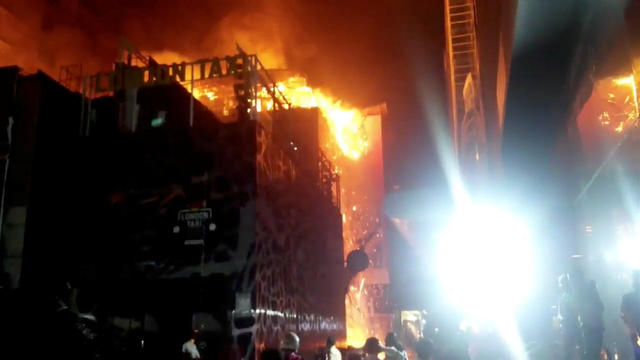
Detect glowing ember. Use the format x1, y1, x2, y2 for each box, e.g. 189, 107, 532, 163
612, 75, 638, 115
577, 71, 640, 167
610, 74, 639, 128
193, 87, 217, 101
330, 112, 387, 348
587, 74, 640, 135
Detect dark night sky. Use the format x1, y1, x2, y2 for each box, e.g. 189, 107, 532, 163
0, 0, 447, 191
281, 0, 448, 191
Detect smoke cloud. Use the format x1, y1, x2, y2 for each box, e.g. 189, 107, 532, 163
0, 0, 447, 189
0, 0, 300, 76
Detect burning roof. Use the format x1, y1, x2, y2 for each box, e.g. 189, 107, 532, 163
1, 0, 391, 342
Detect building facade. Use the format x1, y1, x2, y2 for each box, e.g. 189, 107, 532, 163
0, 64, 345, 358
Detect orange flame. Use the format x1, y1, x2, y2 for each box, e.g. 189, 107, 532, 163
187, 74, 369, 160
612, 75, 638, 114
263, 76, 368, 160
314, 90, 368, 160
185, 72, 376, 346
593, 74, 639, 135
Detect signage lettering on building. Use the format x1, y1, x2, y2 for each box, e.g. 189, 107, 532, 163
89, 55, 249, 94
174, 208, 215, 245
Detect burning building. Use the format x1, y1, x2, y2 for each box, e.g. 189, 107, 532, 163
0, 44, 389, 356
102, 44, 391, 347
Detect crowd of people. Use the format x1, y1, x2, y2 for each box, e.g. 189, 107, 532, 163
4, 267, 640, 360
249, 332, 410, 360
236, 267, 640, 360
556, 269, 640, 360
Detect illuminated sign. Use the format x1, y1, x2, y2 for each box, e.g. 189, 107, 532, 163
174, 208, 216, 245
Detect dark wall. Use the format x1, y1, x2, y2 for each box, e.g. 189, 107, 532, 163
271, 108, 320, 180
0, 67, 19, 278
255, 121, 345, 354
6, 70, 344, 357
16, 71, 83, 288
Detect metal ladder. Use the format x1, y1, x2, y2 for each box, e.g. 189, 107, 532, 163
444, 0, 483, 152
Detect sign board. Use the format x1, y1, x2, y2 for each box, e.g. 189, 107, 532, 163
86, 54, 253, 94
174, 208, 215, 244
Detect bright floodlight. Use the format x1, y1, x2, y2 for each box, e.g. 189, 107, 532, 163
617, 228, 640, 269
436, 205, 533, 317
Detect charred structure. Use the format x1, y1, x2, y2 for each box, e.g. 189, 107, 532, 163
0, 53, 346, 358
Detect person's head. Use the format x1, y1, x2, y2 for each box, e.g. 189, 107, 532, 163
281, 332, 300, 353
633, 270, 640, 292
415, 338, 434, 360
363, 337, 380, 355
384, 332, 401, 350
261, 348, 283, 360
327, 336, 336, 348
190, 330, 200, 343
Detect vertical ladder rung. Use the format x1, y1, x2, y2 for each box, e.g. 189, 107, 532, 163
449, 3, 472, 9
449, 0, 472, 7
450, 11, 473, 17
451, 33, 473, 39
452, 41, 475, 47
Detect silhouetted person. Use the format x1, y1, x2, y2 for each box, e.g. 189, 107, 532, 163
363, 337, 382, 360
384, 333, 408, 360
327, 336, 341, 360
558, 273, 581, 360
281, 332, 303, 360
415, 337, 434, 360
182, 330, 201, 359
571, 269, 604, 360
262, 348, 283, 360
363, 337, 405, 360
427, 314, 469, 360
71, 287, 106, 360
621, 270, 640, 360
346, 346, 363, 360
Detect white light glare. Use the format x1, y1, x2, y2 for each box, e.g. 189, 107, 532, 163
618, 233, 640, 269
437, 206, 534, 317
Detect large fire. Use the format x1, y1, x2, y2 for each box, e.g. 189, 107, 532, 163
186, 74, 369, 160
577, 71, 640, 167
1, 0, 384, 347
51, 43, 381, 345
262, 76, 370, 160
185, 73, 385, 346
264, 75, 386, 347
598, 74, 639, 134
